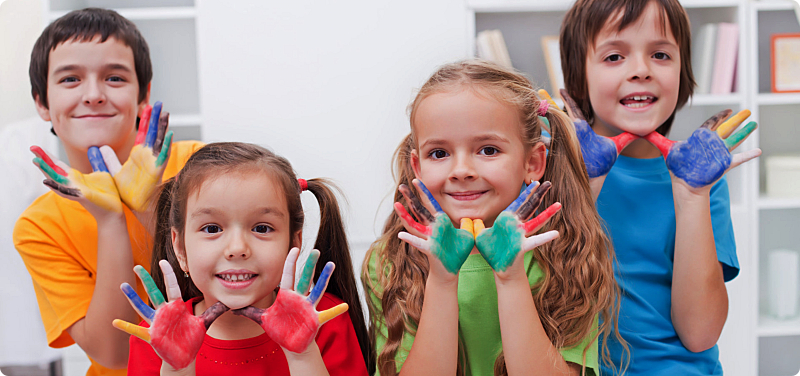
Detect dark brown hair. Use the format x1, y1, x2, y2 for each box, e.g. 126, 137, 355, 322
29, 7, 152, 108
363, 60, 622, 375
560, 0, 695, 135
149, 142, 374, 373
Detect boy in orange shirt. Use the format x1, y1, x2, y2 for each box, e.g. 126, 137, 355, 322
14, 8, 202, 376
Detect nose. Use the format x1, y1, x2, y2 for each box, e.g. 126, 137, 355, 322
82, 78, 106, 105
449, 154, 476, 181
224, 229, 251, 260
628, 54, 652, 81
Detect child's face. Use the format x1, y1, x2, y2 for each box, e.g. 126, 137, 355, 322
175, 172, 298, 310
411, 87, 545, 226
35, 36, 146, 159
585, 2, 681, 137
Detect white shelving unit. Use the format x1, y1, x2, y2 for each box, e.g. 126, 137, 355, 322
465, 0, 800, 375
40, 1, 202, 374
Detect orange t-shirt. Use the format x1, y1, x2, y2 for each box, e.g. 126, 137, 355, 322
13, 140, 204, 376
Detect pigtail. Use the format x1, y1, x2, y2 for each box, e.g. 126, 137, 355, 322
306, 178, 374, 374
149, 178, 202, 303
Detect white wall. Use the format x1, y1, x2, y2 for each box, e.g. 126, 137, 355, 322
196, 1, 470, 271
0, 0, 41, 130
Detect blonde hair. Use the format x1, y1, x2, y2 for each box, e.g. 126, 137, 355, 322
362, 60, 624, 375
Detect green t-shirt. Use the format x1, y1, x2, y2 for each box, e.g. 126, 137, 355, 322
365, 250, 599, 376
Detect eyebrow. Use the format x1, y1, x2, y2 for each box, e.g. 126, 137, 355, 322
419, 133, 511, 150
190, 206, 286, 219
52, 63, 133, 76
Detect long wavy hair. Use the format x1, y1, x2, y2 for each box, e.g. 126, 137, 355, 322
362, 60, 624, 376
148, 142, 374, 373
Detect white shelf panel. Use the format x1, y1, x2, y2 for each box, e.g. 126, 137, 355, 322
759, 315, 800, 337
688, 93, 743, 106
758, 93, 800, 106
753, 0, 797, 11
169, 114, 202, 127
466, 0, 570, 12
758, 196, 800, 210
679, 0, 742, 8
49, 7, 196, 21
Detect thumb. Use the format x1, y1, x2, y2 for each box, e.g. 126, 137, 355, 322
99, 145, 122, 176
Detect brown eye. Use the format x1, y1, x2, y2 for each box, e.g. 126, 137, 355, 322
202, 224, 222, 234
429, 149, 449, 159
253, 224, 272, 234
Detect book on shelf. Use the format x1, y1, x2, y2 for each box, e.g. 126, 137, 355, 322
692, 23, 717, 94
710, 22, 739, 95
541, 35, 564, 96
476, 29, 513, 68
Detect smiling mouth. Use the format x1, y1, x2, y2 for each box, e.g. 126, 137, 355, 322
620, 95, 657, 108
216, 273, 257, 282
74, 114, 114, 119
447, 191, 487, 201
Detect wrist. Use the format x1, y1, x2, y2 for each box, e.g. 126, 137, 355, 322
494, 267, 528, 287
427, 266, 459, 287
283, 342, 320, 361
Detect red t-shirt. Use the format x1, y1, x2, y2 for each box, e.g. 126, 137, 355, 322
127, 293, 367, 375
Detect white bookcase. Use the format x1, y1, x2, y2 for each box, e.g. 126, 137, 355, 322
465, 0, 799, 375
40, 1, 202, 374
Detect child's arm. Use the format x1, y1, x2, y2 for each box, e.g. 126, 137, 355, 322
31, 146, 139, 368
645, 110, 761, 352
473, 182, 574, 374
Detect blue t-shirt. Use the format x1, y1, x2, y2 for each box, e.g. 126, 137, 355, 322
596, 155, 738, 376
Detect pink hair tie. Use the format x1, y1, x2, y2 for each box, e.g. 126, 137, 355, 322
537, 100, 549, 116
298, 178, 308, 192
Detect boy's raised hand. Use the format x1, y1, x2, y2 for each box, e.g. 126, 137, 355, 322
112, 260, 229, 370
31, 145, 123, 217
394, 179, 475, 275
233, 248, 349, 354
558, 89, 639, 178
473, 182, 561, 276
644, 109, 761, 189
100, 102, 173, 214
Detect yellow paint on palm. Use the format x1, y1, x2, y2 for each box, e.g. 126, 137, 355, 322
115, 144, 160, 212
69, 170, 123, 212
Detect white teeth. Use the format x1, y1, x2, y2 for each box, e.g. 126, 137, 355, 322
220, 274, 253, 282
625, 103, 647, 108
628, 95, 653, 101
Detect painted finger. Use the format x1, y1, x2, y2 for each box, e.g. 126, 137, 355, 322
134, 105, 153, 146
399, 184, 434, 225
232, 306, 265, 325
144, 101, 162, 148
398, 231, 430, 252
518, 182, 551, 222
699, 109, 732, 131
559, 89, 586, 121
473, 219, 485, 237
199, 302, 230, 329
280, 248, 301, 291
112, 319, 151, 342
643, 131, 676, 159
729, 148, 762, 170
30, 146, 67, 176
412, 179, 443, 213
307, 262, 334, 307
154, 111, 169, 154
155, 131, 173, 168
296, 249, 320, 295
523, 202, 562, 234
460, 218, 474, 237
521, 230, 560, 253
394, 202, 431, 238
134, 265, 166, 308
505, 182, 538, 214
537, 89, 559, 109
158, 260, 182, 303
724, 121, 757, 151
610, 132, 640, 153
99, 146, 122, 176
717, 109, 751, 138
43, 179, 80, 198
34, 158, 70, 185
318, 303, 349, 325
87, 147, 109, 173
120, 282, 155, 323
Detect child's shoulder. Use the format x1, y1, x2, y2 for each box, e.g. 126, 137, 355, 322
14, 191, 87, 240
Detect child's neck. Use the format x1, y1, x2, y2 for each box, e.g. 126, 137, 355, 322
591, 119, 662, 159
195, 291, 277, 341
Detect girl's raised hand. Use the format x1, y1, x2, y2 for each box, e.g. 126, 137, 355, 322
31, 145, 122, 216
100, 102, 173, 214
644, 109, 761, 189
559, 89, 639, 178
232, 248, 349, 354
112, 260, 229, 370
394, 179, 475, 275
474, 182, 561, 275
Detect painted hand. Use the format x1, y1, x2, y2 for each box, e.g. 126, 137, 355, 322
113, 260, 229, 370
473, 182, 561, 273
644, 109, 761, 188
233, 248, 349, 354
394, 179, 475, 275
560, 89, 638, 178
100, 102, 173, 213
31, 145, 122, 214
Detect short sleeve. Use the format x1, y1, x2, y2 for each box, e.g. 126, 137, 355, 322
314, 294, 368, 376
127, 320, 162, 376
709, 177, 739, 281
558, 316, 599, 376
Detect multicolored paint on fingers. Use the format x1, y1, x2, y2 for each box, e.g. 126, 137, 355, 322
474, 182, 561, 272
560, 89, 638, 178
31, 146, 122, 212
644, 109, 758, 188
114, 261, 229, 370
232, 254, 349, 353
394, 179, 475, 274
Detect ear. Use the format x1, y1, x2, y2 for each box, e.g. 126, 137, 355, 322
171, 227, 189, 272
291, 230, 302, 250
524, 142, 547, 185
138, 83, 151, 115
410, 149, 422, 179
34, 94, 51, 122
